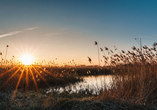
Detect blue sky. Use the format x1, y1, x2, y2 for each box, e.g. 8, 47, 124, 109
0, 0, 157, 65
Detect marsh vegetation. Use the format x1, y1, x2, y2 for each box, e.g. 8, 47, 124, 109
1, 42, 157, 109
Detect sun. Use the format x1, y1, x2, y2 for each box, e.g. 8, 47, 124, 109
20, 54, 34, 65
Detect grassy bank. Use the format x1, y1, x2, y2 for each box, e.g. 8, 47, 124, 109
0, 90, 155, 110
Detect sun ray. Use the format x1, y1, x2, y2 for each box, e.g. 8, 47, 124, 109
42, 69, 61, 80
30, 36, 49, 56
8, 68, 24, 109
0, 66, 18, 78
35, 65, 63, 82
29, 67, 38, 91
32, 66, 51, 87
35, 66, 56, 77
25, 66, 29, 91
12, 44, 24, 58
19, 42, 25, 56
0, 66, 21, 89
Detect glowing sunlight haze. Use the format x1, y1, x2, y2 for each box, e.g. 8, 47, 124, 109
20, 54, 34, 65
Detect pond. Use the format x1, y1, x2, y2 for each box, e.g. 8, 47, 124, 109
46, 75, 117, 95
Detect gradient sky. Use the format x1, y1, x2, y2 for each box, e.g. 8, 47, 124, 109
1, 0, 157, 65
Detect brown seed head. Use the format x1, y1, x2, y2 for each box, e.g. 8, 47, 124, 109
95, 41, 97, 45
132, 46, 136, 50
143, 45, 148, 49
87, 57, 92, 63
114, 46, 117, 51
151, 47, 156, 51
104, 47, 108, 50
110, 50, 113, 53
100, 48, 103, 51
153, 42, 157, 47
121, 50, 125, 53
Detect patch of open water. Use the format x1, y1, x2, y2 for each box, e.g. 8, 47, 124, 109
46, 75, 118, 94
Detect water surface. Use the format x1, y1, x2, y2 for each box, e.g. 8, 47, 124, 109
46, 75, 117, 94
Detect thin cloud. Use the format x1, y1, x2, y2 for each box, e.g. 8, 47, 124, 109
0, 27, 39, 39
0, 31, 22, 38
25, 27, 39, 30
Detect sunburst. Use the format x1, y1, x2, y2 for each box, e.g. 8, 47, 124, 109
0, 61, 53, 109
20, 54, 34, 65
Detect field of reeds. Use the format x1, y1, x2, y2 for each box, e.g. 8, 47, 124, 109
97, 41, 157, 109
1, 41, 157, 109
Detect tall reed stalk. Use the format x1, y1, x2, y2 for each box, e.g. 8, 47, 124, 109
5, 45, 9, 65
0, 52, 2, 66
95, 41, 100, 66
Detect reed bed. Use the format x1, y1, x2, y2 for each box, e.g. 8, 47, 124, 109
97, 42, 157, 108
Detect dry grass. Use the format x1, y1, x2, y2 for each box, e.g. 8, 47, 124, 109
0, 65, 81, 92
97, 42, 157, 107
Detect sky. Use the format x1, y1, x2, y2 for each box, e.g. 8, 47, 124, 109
1, 0, 157, 65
